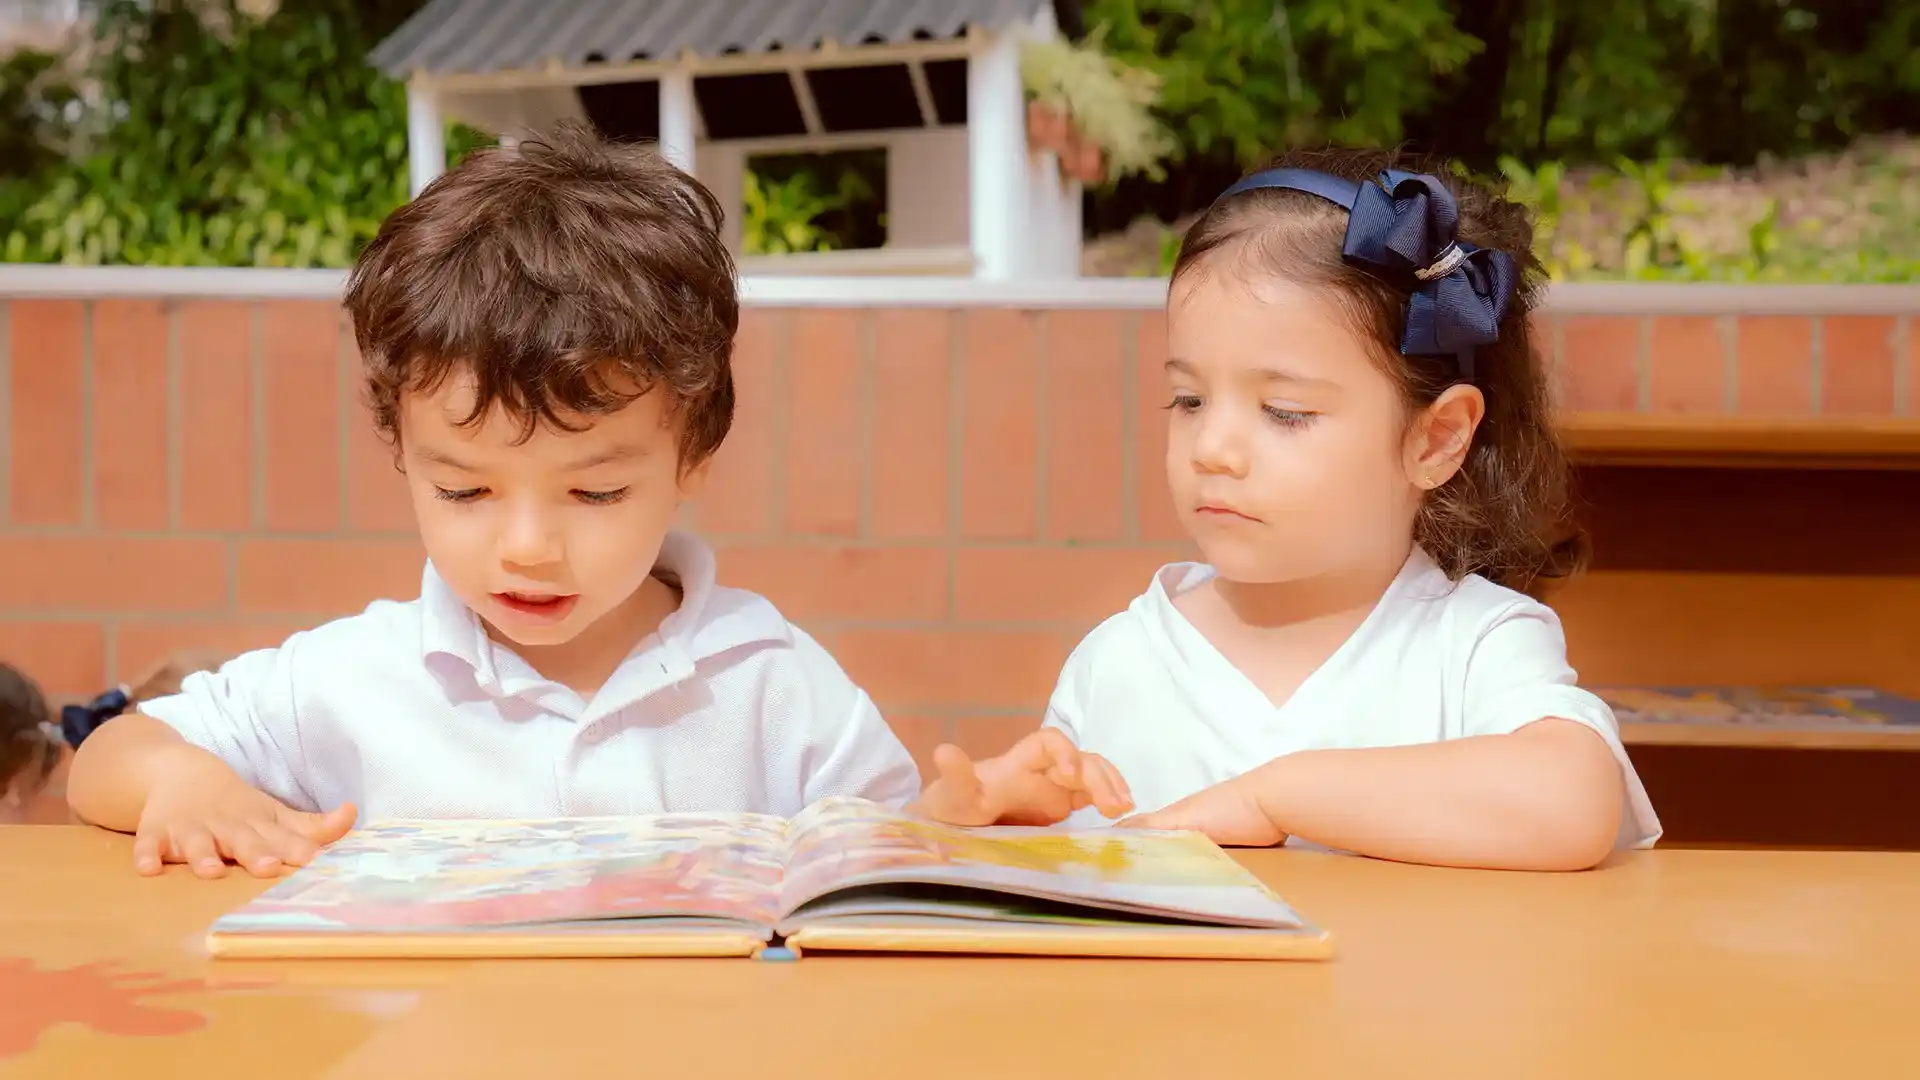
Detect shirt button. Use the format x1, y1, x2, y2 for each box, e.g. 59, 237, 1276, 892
582, 726, 605, 745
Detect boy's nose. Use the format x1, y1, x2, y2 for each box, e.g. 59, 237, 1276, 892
497, 508, 564, 567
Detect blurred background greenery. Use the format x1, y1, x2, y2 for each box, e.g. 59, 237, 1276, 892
2, 0, 1913, 279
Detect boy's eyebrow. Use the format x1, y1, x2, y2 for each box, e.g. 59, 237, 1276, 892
411, 446, 474, 471
1165, 357, 1336, 388
562, 446, 647, 470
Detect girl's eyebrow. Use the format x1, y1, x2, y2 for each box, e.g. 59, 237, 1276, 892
1166, 356, 1335, 388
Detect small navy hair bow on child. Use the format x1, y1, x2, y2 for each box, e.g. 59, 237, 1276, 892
1212, 167, 1517, 380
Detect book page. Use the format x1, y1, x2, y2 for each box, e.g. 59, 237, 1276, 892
213, 814, 789, 936
776, 798, 1302, 928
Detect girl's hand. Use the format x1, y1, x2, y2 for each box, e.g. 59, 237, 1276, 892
133, 754, 356, 879
1117, 778, 1287, 847
916, 729, 1133, 827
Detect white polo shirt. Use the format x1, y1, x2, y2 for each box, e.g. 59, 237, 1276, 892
1046, 549, 1662, 849
142, 531, 920, 820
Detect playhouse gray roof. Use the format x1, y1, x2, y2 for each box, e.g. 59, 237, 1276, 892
371, 0, 1048, 77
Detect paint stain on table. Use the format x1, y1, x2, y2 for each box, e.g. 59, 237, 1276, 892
0, 958, 268, 1057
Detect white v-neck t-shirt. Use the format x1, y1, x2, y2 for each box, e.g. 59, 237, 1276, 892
1044, 549, 1661, 849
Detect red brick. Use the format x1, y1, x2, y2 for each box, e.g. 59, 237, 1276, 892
341, 337, 414, 534
1134, 310, 1183, 542
959, 309, 1041, 539
883, 713, 945, 784
1734, 316, 1814, 415
784, 310, 862, 536
953, 546, 1177, 623
948, 714, 1045, 760
1821, 316, 1897, 416
261, 302, 342, 531
111, 618, 313, 684
0, 620, 106, 696
1909, 318, 1919, 418
715, 545, 948, 622
7, 300, 85, 524
0, 536, 227, 613
178, 301, 255, 530
235, 538, 424, 614
1646, 316, 1725, 414
91, 300, 171, 527
1560, 316, 1640, 413
1044, 310, 1126, 541
834, 629, 1072, 710
871, 309, 950, 539
1529, 312, 1561, 406
696, 308, 781, 537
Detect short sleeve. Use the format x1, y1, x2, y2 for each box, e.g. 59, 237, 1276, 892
788, 630, 921, 809
1040, 627, 1102, 743
1462, 602, 1662, 849
137, 641, 316, 811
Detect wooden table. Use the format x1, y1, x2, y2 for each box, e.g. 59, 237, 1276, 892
3, 826, 1917, 1079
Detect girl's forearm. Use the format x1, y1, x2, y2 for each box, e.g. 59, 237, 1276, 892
1242, 719, 1624, 871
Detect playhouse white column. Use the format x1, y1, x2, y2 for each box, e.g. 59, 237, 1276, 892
968, 29, 1027, 279
1020, 6, 1083, 277
406, 78, 447, 197
659, 68, 697, 174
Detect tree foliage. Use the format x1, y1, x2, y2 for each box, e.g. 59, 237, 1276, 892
0, 0, 484, 266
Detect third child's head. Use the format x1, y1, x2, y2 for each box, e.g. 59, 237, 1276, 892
345, 123, 737, 648
1166, 148, 1577, 595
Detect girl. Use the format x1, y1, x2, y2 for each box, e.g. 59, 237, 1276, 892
1, 663, 64, 824
918, 149, 1660, 871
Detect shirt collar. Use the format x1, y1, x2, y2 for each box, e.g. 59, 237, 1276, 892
418, 529, 793, 710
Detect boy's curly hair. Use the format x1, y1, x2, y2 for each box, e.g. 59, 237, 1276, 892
344, 121, 739, 464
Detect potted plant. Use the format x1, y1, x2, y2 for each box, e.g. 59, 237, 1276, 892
1019, 28, 1174, 186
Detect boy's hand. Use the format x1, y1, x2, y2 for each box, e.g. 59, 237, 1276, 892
134, 763, 356, 879
918, 729, 1133, 827
1117, 778, 1286, 847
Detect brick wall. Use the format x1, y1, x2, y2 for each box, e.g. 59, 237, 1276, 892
2, 292, 1915, 775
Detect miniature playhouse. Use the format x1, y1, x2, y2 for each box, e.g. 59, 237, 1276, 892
371, 0, 1119, 280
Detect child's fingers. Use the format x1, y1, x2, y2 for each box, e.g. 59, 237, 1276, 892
213, 820, 283, 878
130, 826, 166, 876
253, 819, 321, 868
1033, 728, 1082, 787
1082, 755, 1135, 818
280, 802, 357, 846
175, 826, 228, 879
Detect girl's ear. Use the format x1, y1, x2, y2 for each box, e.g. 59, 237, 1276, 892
1404, 383, 1485, 490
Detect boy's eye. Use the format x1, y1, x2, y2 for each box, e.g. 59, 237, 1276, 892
433, 486, 486, 503
1165, 394, 1203, 412
1263, 406, 1316, 429
572, 488, 631, 506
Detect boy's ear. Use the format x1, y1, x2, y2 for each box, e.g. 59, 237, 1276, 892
677, 454, 714, 498
1404, 384, 1484, 489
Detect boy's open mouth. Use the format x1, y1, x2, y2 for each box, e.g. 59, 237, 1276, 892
492, 591, 579, 622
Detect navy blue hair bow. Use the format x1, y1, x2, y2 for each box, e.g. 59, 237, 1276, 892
60, 686, 129, 749
1212, 167, 1517, 381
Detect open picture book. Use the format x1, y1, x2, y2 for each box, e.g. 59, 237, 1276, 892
206, 797, 1331, 961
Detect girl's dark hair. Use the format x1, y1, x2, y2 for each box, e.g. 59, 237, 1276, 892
1171, 147, 1585, 595
0, 663, 59, 798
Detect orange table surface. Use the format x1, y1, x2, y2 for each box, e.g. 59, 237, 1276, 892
3, 825, 1917, 1079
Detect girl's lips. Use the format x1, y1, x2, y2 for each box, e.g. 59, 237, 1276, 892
1195, 504, 1260, 522
491, 592, 579, 622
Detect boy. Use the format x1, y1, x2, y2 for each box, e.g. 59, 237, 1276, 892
67, 125, 925, 878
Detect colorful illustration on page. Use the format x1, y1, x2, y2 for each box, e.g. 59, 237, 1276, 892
215, 816, 786, 933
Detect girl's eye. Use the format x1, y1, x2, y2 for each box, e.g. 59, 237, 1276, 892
1164, 394, 1203, 412
573, 488, 631, 506
433, 486, 486, 503
1263, 406, 1317, 429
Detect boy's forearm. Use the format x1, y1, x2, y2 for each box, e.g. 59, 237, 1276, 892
1241, 720, 1624, 871
66, 714, 226, 833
